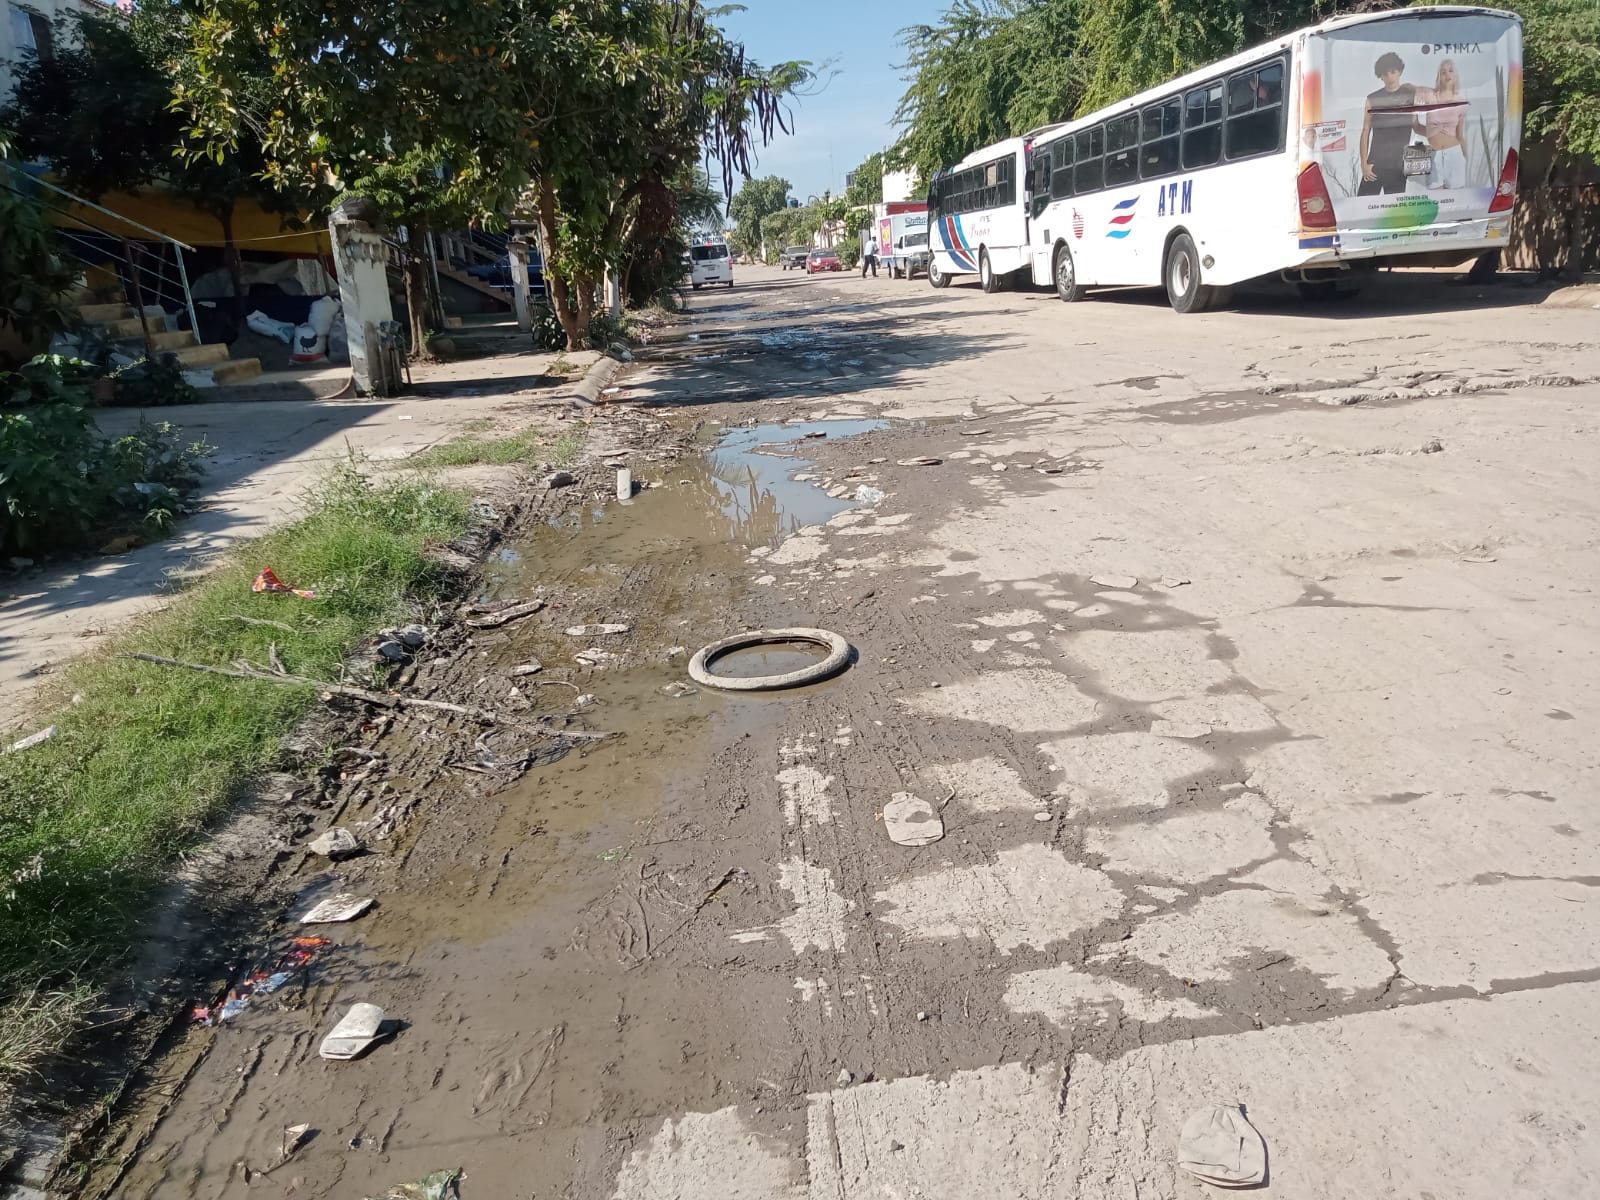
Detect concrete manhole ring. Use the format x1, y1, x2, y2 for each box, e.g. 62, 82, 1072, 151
687, 627, 853, 692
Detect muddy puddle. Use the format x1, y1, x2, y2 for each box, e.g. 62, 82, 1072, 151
94, 417, 888, 1200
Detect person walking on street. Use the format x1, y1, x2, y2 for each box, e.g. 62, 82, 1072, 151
862, 237, 879, 278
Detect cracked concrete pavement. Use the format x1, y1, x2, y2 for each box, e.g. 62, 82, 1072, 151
94, 266, 1600, 1199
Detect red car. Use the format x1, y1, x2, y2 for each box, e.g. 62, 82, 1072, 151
806, 248, 842, 274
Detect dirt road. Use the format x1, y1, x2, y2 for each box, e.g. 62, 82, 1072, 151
95, 266, 1600, 1198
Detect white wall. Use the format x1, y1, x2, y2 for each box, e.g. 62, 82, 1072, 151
882, 168, 919, 205
3, 0, 108, 101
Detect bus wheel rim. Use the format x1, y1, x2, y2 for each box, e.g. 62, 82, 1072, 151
1057, 252, 1072, 291
1172, 255, 1192, 296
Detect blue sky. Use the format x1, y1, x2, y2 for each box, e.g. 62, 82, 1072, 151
717, 0, 941, 202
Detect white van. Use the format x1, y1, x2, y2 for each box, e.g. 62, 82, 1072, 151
690, 239, 733, 289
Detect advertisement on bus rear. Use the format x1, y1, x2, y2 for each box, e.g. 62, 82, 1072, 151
1300, 13, 1521, 247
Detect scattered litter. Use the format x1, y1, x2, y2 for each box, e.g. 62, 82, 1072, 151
836, 1069, 854, 1086
375, 640, 411, 663
575, 648, 616, 667
281, 1123, 311, 1161
968, 428, 991, 435
1033, 811, 1053, 823
390, 623, 430, 648
319, 1002, 387, 1060
1462, 554, 1497, 564
616, 468, 633, 500
465, 599, 545, 628
363, 1167, 462, 1200
991, 463, 1009, 472
899, 456, 942, 466
546, 470, 577, 489
192, 936, 329, 1026
1090, 573, 1138, 590
855, 485, 886, 505
665, 646, 688, 660
308, 827, 362, 861
575, 693, 598, 706
565, 623, 631, 636
397, 414, 413, 421
511, 660, 544, 676
661, 681, 698, 698
916, 1010, 929, 1022
867, 457, 887, 464
3, 725, 56, 755
1160, 577, 1191, 589
597, 849, 620, 862
1176, 1102, 1267, 1188
299, 893, 374, 925
601, 385, 622, 395
253, 566, 314, 599
884, 793, 944, 847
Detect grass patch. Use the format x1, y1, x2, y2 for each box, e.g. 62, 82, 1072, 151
0, 461, 470, 1100
405, 426, 586, 470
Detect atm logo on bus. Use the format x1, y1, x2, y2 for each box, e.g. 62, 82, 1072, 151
1157, 180, 1194, 217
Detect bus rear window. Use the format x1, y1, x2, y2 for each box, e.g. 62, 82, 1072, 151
690, 245, 728, 261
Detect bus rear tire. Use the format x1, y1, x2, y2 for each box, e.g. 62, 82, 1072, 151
1165, 234, 1212, 314
1053, 244, 1084, 303
929, 263, 950, 289
980, 248, 1003, 294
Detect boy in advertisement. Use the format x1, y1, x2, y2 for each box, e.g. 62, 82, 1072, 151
1358, 51, 1415, 195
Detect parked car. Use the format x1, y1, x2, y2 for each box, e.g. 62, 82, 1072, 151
806, 248, 842, 274
781, 246, 811, 270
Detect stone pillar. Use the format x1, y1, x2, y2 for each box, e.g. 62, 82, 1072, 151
508, 237, 533, 333
329, 199, 395, 396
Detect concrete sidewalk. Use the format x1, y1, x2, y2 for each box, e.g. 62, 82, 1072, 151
0, 347, 598, 731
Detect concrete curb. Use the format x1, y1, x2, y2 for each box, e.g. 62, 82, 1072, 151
567, 354, 626, 409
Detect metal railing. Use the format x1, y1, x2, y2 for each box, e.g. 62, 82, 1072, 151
0, 166, 200, 344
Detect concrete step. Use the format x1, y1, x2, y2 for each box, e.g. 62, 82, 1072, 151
96, 313, 168, 339
77, 302, 135, 323
211, 357, 263, 385
170, 342, 231, 367
147, 330, 199, 352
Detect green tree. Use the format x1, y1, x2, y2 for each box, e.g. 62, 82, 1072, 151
0, 159, 76, 357
845, 150, 884, 206
891, 0, 1087, 186
177, 0, 806, 350
728, 174, 792, 257
2, 9, 315, 315
1504, 0, 1600, 165
1077, 0, 1321, 112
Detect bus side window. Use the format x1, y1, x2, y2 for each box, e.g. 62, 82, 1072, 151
1032, 152, 1052, 218
1074, 126, 1103, 194
1050, 139, 1075, 200
1225, 59, 1285, 160
1182, 81, 1223, 169
1104, 113, 1140, 187
1141, 98, 1181, 179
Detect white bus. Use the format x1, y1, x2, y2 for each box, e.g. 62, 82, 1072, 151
926, 135, 1043, 293
933, 7, 1522, 311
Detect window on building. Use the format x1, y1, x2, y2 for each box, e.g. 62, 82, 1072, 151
8, 3, 52, 61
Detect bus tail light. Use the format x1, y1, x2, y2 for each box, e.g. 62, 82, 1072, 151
1297, 163, 1336, 231
1488, 148, 1519, 213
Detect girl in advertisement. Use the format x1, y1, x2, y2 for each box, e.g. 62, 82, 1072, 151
1414, 58, 1469, 190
